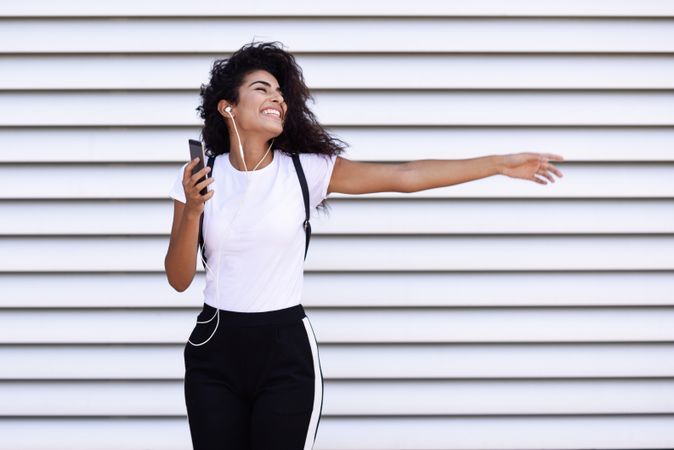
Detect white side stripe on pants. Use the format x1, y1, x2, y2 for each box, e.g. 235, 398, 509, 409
301, 316, 324, 450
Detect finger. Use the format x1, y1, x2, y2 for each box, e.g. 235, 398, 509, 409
545, 153, 564, 161
186, 157, 201, 170
546, 163, 564, 178
193, 189, 214, 203
537, 167, 555, 183
532, 174, 547, 185
189, 166, 211, 184
195, 176, 214, 192
182, 158, 199, 182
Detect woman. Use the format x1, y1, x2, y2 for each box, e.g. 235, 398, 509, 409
164, 41, 564, 450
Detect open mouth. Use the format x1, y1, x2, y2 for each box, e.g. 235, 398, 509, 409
261, 108, 283, 122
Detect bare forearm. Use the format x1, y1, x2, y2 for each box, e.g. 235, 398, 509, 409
164, 210, 201, 291
403, 155, 505, 193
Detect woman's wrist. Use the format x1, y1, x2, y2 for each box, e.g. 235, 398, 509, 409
182, 205, 202, 222
494, 154, 507, 175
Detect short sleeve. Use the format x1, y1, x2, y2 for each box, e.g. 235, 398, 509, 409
168, 162, 189, 203
298, 153, 337, 209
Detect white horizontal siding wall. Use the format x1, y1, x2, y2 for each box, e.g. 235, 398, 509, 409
0, 2, 673, 450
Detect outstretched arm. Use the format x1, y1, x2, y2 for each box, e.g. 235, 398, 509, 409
404, 154, 504, 192
327, 152, 564, 195
404, 152, 564, 192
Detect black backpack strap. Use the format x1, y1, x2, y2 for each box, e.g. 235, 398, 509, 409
198, 155, 216, 269
291, 152, 312, 261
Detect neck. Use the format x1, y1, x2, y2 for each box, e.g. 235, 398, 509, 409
228, 134, 274, 171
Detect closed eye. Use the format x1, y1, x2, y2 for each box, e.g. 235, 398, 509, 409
255, 87, 284, 97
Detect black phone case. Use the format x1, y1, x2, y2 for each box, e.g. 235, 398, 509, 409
188, 139, 208, 196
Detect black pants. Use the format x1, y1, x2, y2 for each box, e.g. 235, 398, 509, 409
183, 302, 324, 450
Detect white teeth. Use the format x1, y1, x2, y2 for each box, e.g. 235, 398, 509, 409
262, 109, 281, 117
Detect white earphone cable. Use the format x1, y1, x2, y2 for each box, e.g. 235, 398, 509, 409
187, 106, 273, 346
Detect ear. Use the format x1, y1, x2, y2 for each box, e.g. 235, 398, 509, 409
218, 100, 233, 118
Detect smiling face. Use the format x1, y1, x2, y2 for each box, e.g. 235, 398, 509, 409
219, 69, 287, 139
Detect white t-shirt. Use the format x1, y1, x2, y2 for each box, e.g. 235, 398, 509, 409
168, 149, 337, 312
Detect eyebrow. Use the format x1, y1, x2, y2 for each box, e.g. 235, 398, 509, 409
249, 80, 283, 92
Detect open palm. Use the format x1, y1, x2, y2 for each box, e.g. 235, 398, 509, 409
501, 152, 565, 185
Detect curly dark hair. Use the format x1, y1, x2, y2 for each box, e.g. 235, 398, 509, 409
196, 40, 348, 212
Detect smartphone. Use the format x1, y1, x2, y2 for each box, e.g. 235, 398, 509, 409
188, 139, 208, 196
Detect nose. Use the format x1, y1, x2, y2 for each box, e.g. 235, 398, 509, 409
271, 90, 284, 104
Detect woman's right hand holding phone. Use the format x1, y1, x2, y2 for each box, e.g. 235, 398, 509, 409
182, 157, 214, 218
